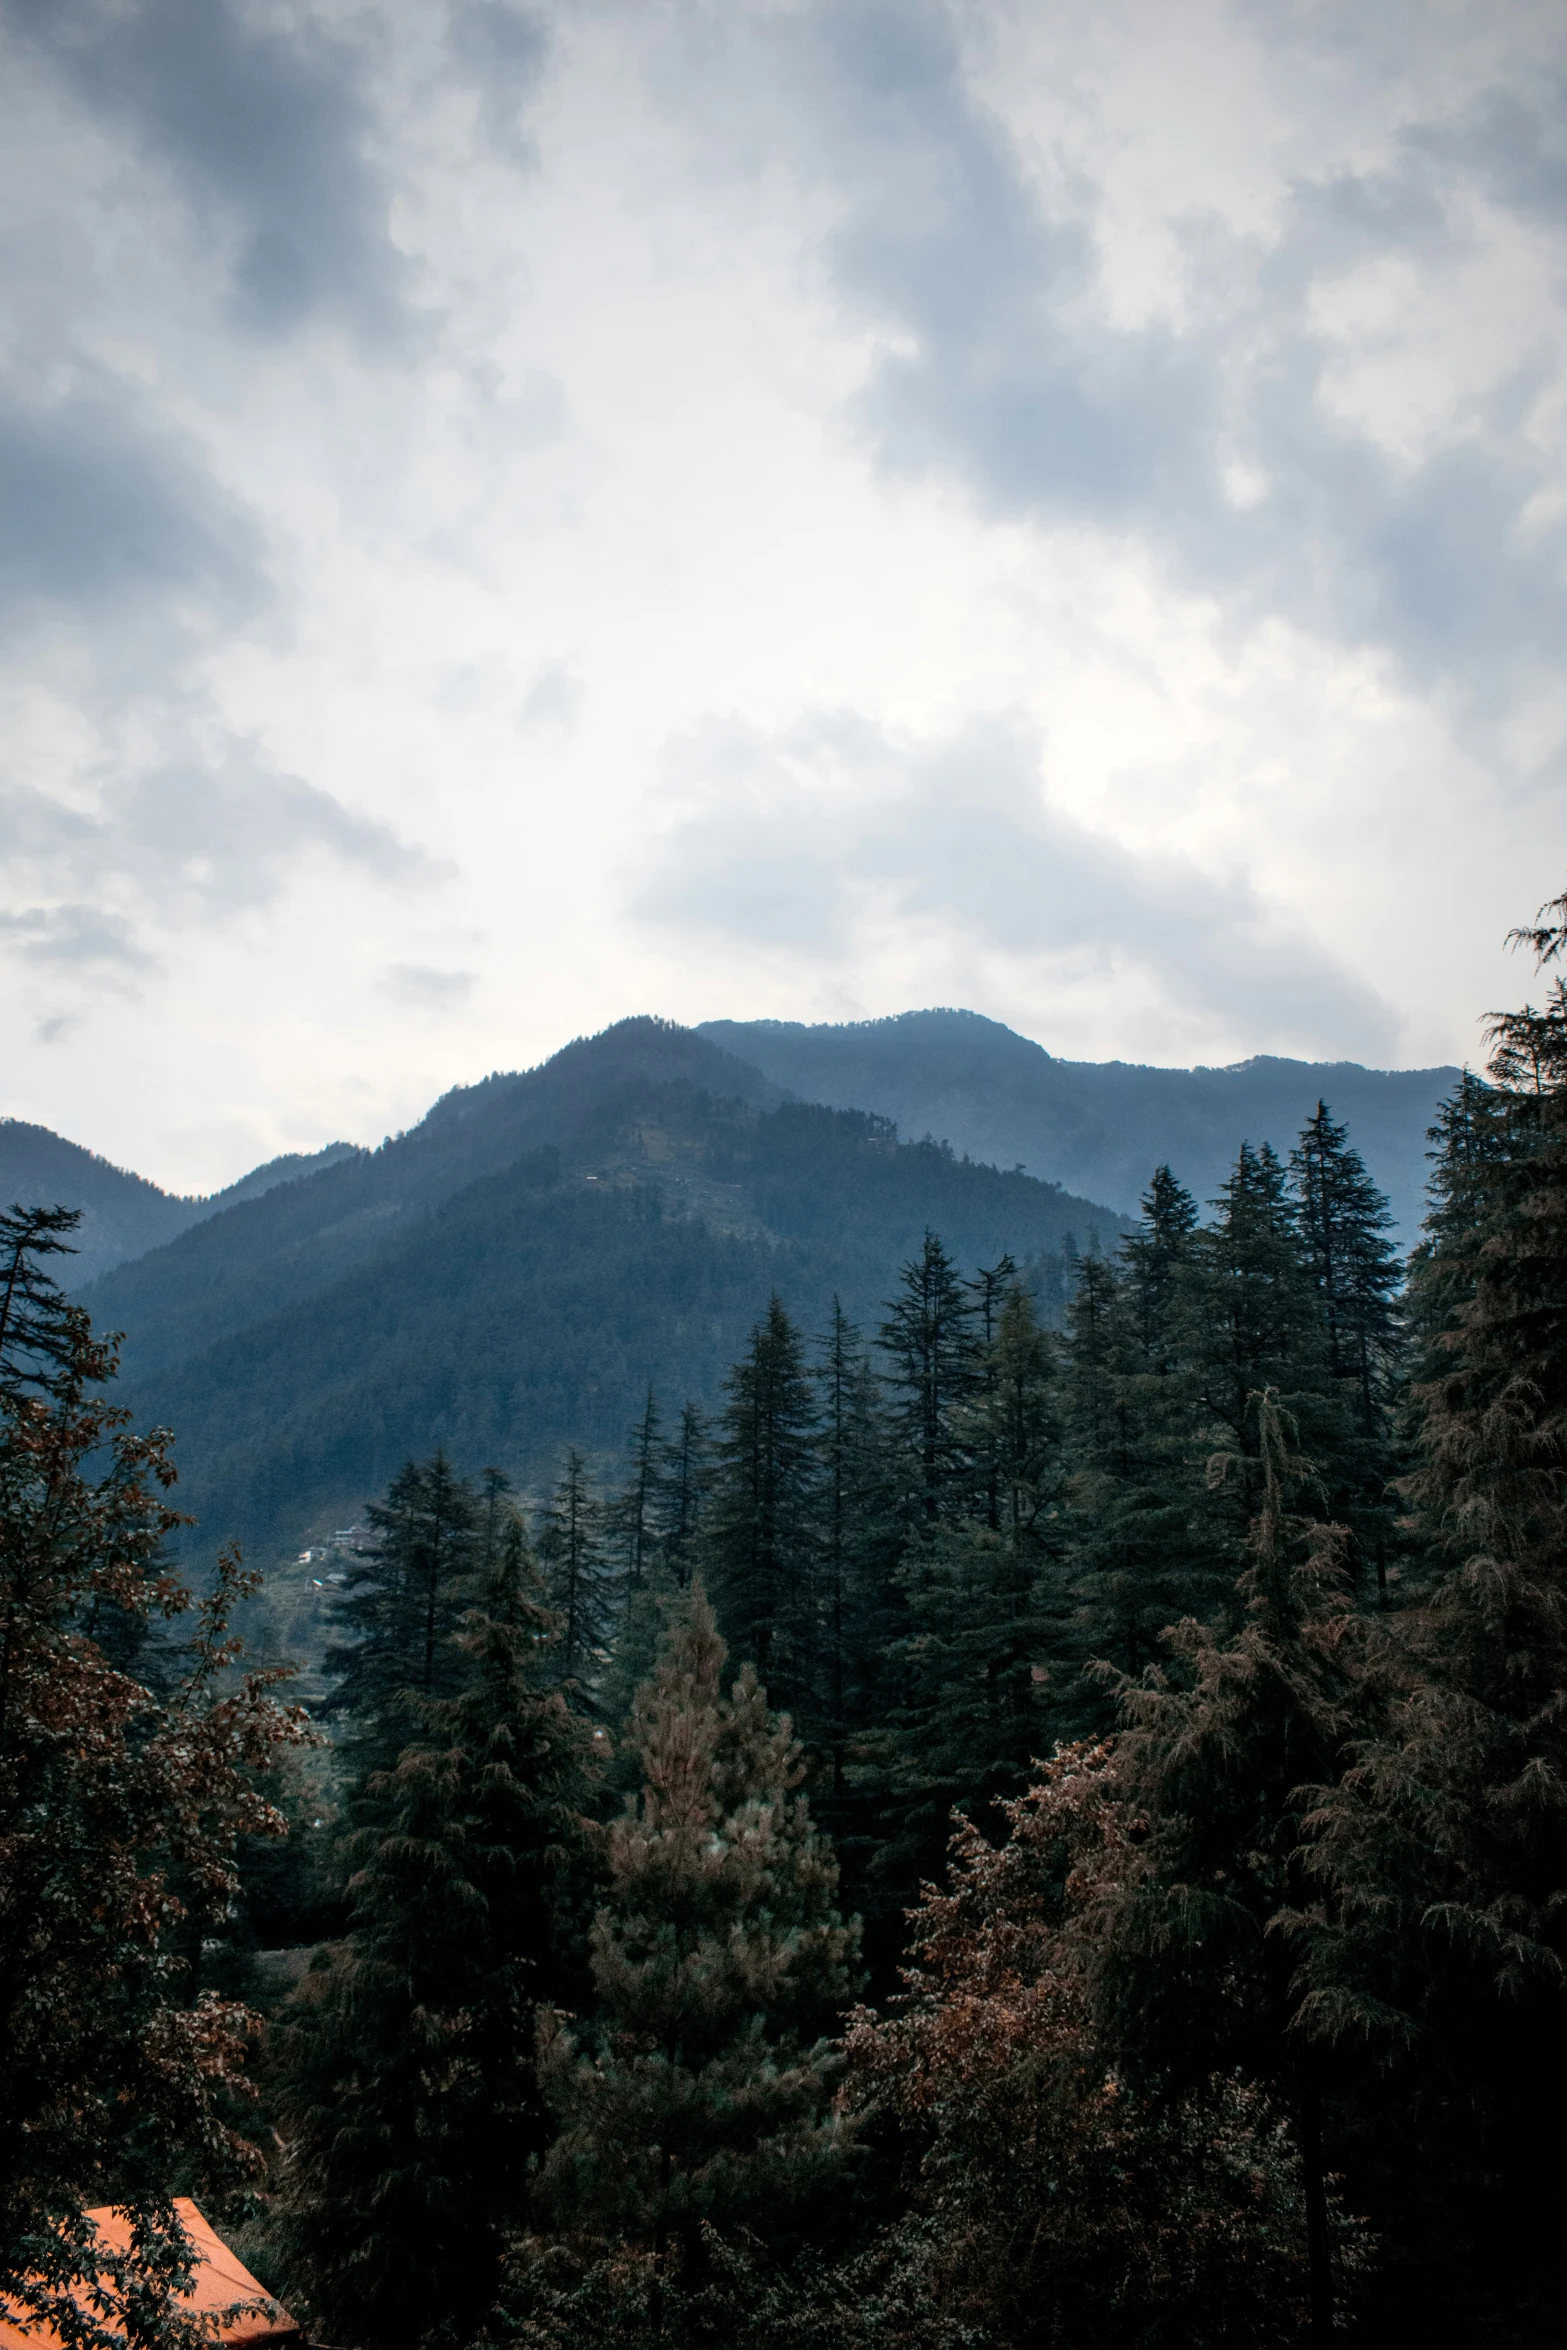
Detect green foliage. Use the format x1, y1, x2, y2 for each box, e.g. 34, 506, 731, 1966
1175, 1142, 1346, 1602
1061, 1171, 1206, 1691
704, 1299, 820, 1726
1291, 1102, 1406, 1599
1291, 891, 1567, 2341
1096, 1392, 1367, 2337
888, 1285, 1064, 1878
536, 1585, 857, 2301
97, 1032, 1124, 1583
322, 1452, 481, 1821
812, 1300, 900, 1795
879, 1231, 977, 1526
538, 1445, 617, 1698
658, 1402, 712, 1589
265, 1519, 599, 2349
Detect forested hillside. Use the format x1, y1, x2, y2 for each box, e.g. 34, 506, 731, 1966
701, 1009, 1457, 1234
0, 1119, 357, 1287
89, 1019, 1122, 1577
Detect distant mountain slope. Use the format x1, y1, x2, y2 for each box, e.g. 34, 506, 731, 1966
81, 1019, 1124, 1571
84, 1020, 787, 1381
699, 1011, 1460, 1236
0, 1120, 357, 1288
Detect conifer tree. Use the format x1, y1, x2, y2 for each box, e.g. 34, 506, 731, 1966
1295, 889, 1567, 2339
539, 1446, 615, 1698
1066, 1169, 1212, 1678
657, 1403, 710, 1590
324, 1452, 480, 1810
1120, 1164, 1199, 1373
967, 1253, 1017, 1529
888, 1285, 1064, 1891
1404, 1068, 1517, 1375
704, 1297, 817, 1724
1100, 1391, 1364, 2345
1291, 1103, 1402, 1434
1177, 1143, 1343, 1597
879, 1231, 976, 1524
270, 1516, 598, 2349
601, 1393, 678, 1742
813, 1299, 900, 1795
535, 1585, 855, 2315
610, 1388, 663, 1603
1064, 1253, 1164, 1686
1291, 1103, 1404, 1600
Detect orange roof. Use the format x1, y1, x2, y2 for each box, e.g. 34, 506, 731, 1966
0, 2201, 297, 2350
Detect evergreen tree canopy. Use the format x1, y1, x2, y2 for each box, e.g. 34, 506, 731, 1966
1099, 1390, 1365, 2343
1120, 1164, 1199, 1374
879, 1231, 976, 1525
1294, 888, 1567, 2341
323, 1451, 480, 1806
537, 1584, 856, 2300
704, 1297, 818, 1723
1291, 1102, 1403, 1438
539, 1446, 616, 1699
609, 1388, 663, 1602
1178, 1142, 1344, 1595
270, 1516, 598, 2349
657, 1402, 711, 1590
1291, 1102, 1405, 1600
812, 1300, 898, 1796
1065, 1251, 1193, 1687
892, 1282, 1063, 1838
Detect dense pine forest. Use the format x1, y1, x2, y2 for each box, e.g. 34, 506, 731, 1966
5, 898, 1567, 2350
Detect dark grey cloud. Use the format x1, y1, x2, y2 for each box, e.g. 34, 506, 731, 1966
1408, 83, 1567, 230
0, 905, 158, 983
5, 0, 409, 342
450, 0, 551, 163
632, 707, 1397, 1058
0, 384, 265, 623
109, 756, 438, 912
771, 0, 1567, 699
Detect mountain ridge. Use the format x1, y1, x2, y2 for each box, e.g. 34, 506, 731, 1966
697, 1009, 1458, 1236
71, 1018, 1122, 1578
0, 1119, 359, 1288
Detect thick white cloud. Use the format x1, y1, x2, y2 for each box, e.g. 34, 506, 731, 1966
0, 0, 1560, 1186
631, 707, 1399, 1063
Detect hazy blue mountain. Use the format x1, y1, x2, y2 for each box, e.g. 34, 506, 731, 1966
0, 1119, 357, 1288
82, 1019, 788, 1382
699, 1010, 1460, 1236
72, 1018, 1123, 1576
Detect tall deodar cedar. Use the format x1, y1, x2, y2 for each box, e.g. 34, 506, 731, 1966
268, 1509, 598, 2350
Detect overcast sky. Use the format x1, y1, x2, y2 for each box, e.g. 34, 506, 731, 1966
2, 0, 1564, 1191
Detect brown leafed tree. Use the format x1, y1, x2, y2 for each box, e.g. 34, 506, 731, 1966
845, 1741, 1332, 2350
0, 1208, 306, 2350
